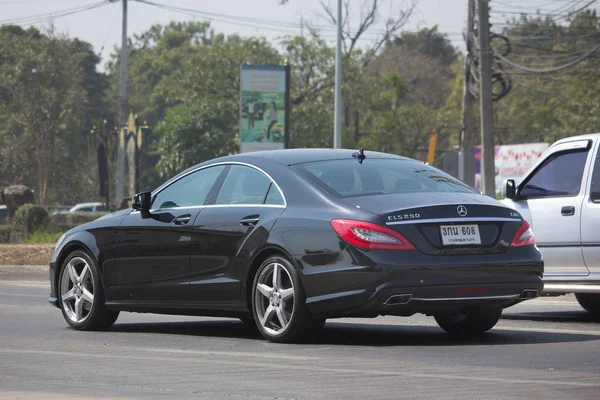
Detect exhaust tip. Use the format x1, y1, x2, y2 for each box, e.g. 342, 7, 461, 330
520, 289, 538, 299
385, 294, 413, 305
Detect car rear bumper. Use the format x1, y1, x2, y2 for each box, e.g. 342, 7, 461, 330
542, 282, 600, 294
298, 246, 544, 317
305, 281, 543, 317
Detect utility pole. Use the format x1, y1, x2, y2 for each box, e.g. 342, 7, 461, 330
333, 0, 342, 149
477, 0, 496, 197
116, 0, 128, 203
459, 0, 475, 186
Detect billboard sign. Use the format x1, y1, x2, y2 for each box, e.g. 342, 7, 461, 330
240, 64, 289, 153
473, 143, 549, 193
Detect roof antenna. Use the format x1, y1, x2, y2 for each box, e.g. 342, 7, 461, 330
352, 148, 366, 164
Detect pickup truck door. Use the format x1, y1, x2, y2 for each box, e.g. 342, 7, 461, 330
508, 139, 593, 277
581, 139, 600, 275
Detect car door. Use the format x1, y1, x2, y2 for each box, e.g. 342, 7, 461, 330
514, 140, 592, 276
582, 139, 600, 275
106, 165, 227, 302
190, 164, 286, 302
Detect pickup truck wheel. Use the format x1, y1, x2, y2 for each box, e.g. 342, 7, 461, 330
575, 294, 600, 315
434, 308, 502, 336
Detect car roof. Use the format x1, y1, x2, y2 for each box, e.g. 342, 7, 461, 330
155, 149, 414, 195
203, 148, 409, 167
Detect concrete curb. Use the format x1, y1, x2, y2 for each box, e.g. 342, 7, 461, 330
0, 265, 47, 282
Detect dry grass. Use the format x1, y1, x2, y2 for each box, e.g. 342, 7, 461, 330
0, 244, 54, 266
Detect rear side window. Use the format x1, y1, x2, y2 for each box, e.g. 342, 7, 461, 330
297, 159, 476, 198
216, 165, 272, 205
264, 183, 285, 205
520, 149, 588, 198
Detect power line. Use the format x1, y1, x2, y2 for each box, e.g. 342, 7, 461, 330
495, 41, 600, 72
135, 0, 465, 43
0, 1, 110, 27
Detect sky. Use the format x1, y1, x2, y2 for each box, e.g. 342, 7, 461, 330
1, 0, 468, 69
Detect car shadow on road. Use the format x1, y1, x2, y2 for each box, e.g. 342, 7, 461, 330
109, 318, 599, 347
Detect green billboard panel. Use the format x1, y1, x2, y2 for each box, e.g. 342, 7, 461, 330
240, 64, 289, 153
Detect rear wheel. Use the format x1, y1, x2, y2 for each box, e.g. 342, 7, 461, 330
434, 308, 502, 336
58, 250, 119, 331
575, 293, 600, 315
251, 256, 324, 343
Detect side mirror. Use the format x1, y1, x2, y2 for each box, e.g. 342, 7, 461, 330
503, 179, 517, 200
132, 191, 152, 211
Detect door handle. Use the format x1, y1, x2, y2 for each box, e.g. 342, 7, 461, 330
561, 206, 575, 216
240, 215, 260, 226
173, 215, 191, 225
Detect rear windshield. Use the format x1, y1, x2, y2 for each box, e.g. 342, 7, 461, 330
296, 159, 477, 198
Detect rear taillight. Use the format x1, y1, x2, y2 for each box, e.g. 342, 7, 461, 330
510, 220, 535, 247
330, 219, 416, 250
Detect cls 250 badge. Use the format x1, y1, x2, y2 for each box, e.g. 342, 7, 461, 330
388, 213, 421, 221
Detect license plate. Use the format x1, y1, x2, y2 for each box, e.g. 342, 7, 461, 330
440, 225, 481, 246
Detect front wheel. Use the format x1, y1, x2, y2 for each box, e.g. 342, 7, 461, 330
251, 256, 324, 343
434, 308, 502, 336
575, 293, 600, 315
58, 250, 119, 331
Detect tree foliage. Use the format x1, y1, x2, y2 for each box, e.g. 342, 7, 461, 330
491, 10, 600, 144
0, 26, 103, 205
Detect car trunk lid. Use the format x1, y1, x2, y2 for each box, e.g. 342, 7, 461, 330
341, 193, 523, 255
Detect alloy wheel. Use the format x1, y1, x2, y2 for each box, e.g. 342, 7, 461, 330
254, 262, 295, 336
60, 257, 95, 324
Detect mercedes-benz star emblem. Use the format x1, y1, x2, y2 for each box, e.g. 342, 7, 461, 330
457, 205, 468, 217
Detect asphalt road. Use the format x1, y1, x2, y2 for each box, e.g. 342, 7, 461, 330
1, 281, 599, 399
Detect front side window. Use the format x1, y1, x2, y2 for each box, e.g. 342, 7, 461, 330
152, 166, 226, 209
297, 159, 476, 198
520, 150, 588, 199
216, 165, 272, 205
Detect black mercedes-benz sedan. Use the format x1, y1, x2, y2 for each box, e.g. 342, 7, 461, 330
49, 149, 543, 342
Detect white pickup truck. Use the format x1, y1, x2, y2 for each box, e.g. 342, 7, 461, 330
501, 133, 600, 314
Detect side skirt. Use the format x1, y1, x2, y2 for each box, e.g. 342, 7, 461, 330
105, 300, 251, 319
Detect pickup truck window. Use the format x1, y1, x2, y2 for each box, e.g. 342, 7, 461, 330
591, 146, 600, 202
520, 149, 588, 199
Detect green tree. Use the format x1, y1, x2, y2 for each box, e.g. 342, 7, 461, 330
492, 10, 600, 144
146, 31, 281, 177
0, 26, 91, 205
155, 102, 238, 178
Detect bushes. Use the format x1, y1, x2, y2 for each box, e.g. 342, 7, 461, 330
11, 204, 50, 242
0, 225, 11, 243
68, 212, 107, 225
50, 211, 106, 226
1, 205, 107, 244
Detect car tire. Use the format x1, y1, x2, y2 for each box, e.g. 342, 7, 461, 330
575, 293, 600, 315
251, 255, 324, 343
434, 308, 502, 336
58, 250, 119, 331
